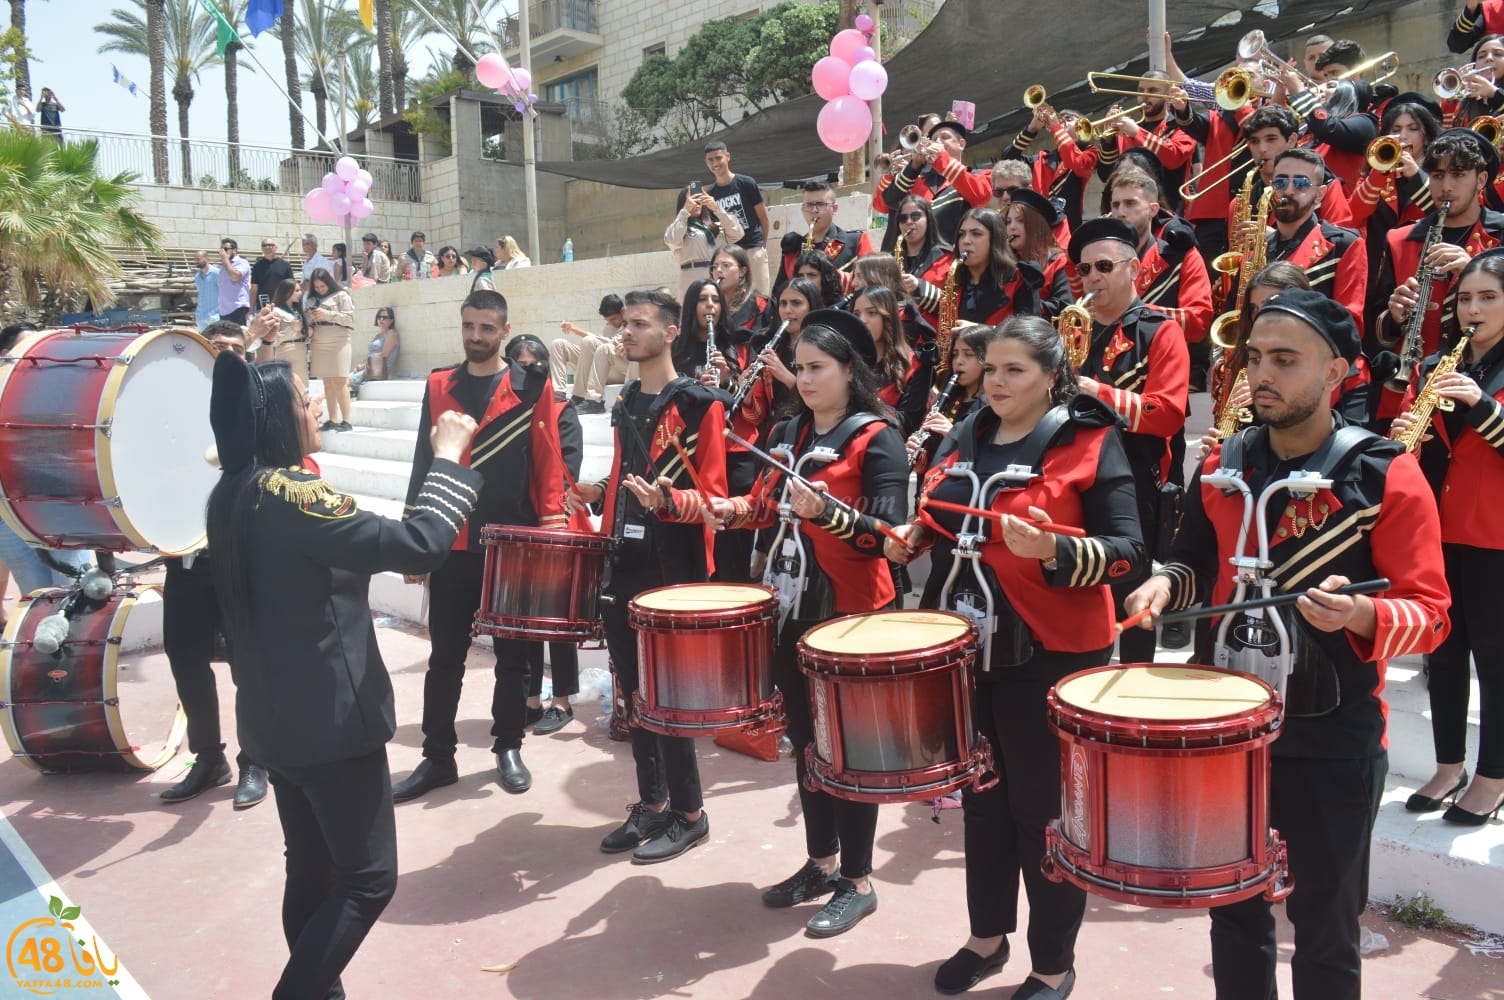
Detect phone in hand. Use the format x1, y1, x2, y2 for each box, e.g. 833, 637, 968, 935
258, 294, 270, 308
689, 181, 703, 196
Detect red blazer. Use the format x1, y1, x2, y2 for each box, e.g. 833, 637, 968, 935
779, 224, 874, 281
1375, 213, 1504, 360
1409, 351, 1504, 549
1268, 217, 1368, 335
1179, 105, 1255, 223
1136, 233, 1214, 344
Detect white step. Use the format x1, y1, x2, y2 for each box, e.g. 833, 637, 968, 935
317, 453, 412, 502
580, 411, 613, 448
358, 379, 427, 403
352, 399, 422, 431
320, 427, 419, 464
1373, 778, 1504, 933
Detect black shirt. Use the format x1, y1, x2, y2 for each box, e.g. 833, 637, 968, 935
453, 367, 504, 422
250, 256, 293, 302
708, 173, 765, 248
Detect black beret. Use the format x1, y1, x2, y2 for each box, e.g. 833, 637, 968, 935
1386, 91, 1444, 124
1005, 188, 1062, 228
209, 349, 263, 474
1434, 126, 1501, 180
1068, 217, 1140, 264
800, 307, 878, 369
926, 119, 969, 143
1256, 289, 1361, 363
466, 245, 495, 267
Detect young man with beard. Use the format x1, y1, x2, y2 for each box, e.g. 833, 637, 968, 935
1263, 149, 1366, 334
1237, 106, 1353, 238
1096, 72, 1199, 215
1126, 290, 1450, 1000
393, 290, 569, 801
877, 119, 996, 241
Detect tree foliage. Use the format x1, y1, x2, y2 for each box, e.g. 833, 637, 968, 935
623, 1, 839, 139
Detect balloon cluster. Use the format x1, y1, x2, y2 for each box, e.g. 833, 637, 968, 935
811, 13, 887, 154
476, 53, 538, 114
304, 157, 375, 225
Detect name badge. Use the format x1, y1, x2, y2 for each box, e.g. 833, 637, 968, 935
623, 523, 646, 540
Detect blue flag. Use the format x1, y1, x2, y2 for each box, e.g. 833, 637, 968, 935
111, 65, 139, 97
245, 0, 284, 37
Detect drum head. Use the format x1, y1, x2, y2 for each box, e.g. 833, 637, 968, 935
108, 588, 185, 770
633, 583, 773, 612
1056, 665, 1274, 723
105, 330, 217, 554
803, 610, 971, 655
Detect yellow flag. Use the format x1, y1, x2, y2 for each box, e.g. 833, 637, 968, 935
359, 0, 374, 31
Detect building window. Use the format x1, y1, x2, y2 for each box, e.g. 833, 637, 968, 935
644, 42, 666, 59
546, 68, 599, 127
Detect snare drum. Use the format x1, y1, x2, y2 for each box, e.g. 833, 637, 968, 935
1042, 664, 1291, 908
0, 586, 186, 773
629, 583, 782, 737
0, 327, 219, 554
798, 610, 993, 804
475, 524, 613, 641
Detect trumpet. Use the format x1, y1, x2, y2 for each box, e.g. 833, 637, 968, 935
1179, 140, 1250, 203
1475, 115, 1504, 149
1072, 105, 1147, 144
877, 123, 925, 173
1367, 134, 1405, 172
1024, 84, 1050, 112
1237, 29, 1319, 90
1436, 62, 1495, 100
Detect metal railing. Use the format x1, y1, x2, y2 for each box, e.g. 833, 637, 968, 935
53, 127, 423, 202
500, 0, 600, 48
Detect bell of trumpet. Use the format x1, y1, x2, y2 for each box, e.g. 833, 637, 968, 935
1366, 135, 1404, 172
1024, 85, 1049, 110
1475, 115, 1503, 149
1215, 68, 1254, 111
1072, 105, 1145, 144
1208, 309, 1242, 351
899, 123, 923, 150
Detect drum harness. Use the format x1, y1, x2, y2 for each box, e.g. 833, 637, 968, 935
938, 405, 1071, 673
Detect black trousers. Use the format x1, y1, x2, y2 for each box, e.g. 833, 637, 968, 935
712, 453, 758, 584
1210, 751, 1387, 1000
163, 557, 249, 768
526, 641, 580, 699
1112, 478, 1159, 665
269, 748, 397, 1000
961, 648, 1102, 975
775, 618, 880, 880
1430, 543, 1504, 778
602, 565, 703, 813
420, 550, 528, 759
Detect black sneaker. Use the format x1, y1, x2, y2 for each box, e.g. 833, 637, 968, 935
335, 421, 353, 432
524, 704, 545, 729
631, 810, 709, 864
761, 860, 839, 908
805, 878, 877, 937
319, 420, 337, 432
576, 399, 607, 415
600, 801, 672, 853
533, 705, 573, 735
1159, 620, 1192, 650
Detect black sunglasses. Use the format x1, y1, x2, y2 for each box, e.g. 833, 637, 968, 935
1075, 258, 1134, 277
899, 211, 925, 223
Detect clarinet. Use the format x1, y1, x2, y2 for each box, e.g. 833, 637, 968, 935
1387, 200, 1451, 392
906, 373, 961, 467
729, 320, 789, 416
704, 316, 717, 381
832, 290, 858, 311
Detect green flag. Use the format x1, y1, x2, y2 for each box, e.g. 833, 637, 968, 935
197, 0, 240, 56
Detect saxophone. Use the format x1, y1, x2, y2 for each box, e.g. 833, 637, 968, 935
1215, 369, 1251, 439
803, 227, 816, 253
1054, 291, 1095, 371
936, 250, 969, 378
894, 240, 906, 275
1390, 325, 1472, 452
1211, 170, 1256, 279
1388, 201, 1452, 392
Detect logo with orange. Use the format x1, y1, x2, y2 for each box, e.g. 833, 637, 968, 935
6, 895, 119, 995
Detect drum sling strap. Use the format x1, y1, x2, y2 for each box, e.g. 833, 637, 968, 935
1215, 423, 1379, 716
606, 378, 697, 587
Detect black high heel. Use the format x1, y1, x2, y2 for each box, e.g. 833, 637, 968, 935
1405, 770, 1468, 813
1442, 791, 1504, 827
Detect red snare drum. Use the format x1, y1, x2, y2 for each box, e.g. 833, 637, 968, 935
0, 327, 219, 553
1, 586, 186, 773
799, 610, 993, 804
1042, 664, 1291, 908
475, 525, 613, 641
629, 583, 782, 738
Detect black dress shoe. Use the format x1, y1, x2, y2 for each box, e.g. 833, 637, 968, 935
392, 759, 458, 802
601, 801, 672, 853
805, 879, 877, 937
233, 763, 269, 809
761, 860, 839, 908
160, 754, 231, 803
576, 399, 607, 415
935, 939, 1010, 994
532, 705, 573, 735
1405, 770, 1468, 813
496, 749, 532, 793
1442, 793, 1504, 826
632, 810, 708, 864
1011, 970, 1075, 1000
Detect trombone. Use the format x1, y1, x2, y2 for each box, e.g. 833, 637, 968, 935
1179, 141, 1250, 203
1332, 51, 1400, 85
1072, 105, 1146, 143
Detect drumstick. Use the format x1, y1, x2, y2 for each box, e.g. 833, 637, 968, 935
668, 437, 712, 508
1115, 578, 1391, 633
536, 420, 579, 494
725, 428, 913, 550
918, 497, 1087, 537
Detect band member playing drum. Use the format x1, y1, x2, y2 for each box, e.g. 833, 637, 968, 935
206, 353, 482, 1000
888, 317, 1144, 999
1126, 290, 1450, 1000
393, 290, 569, 802
1392, 252, 1504, 825
566, 289, 729, 863
709, 309, 907, 937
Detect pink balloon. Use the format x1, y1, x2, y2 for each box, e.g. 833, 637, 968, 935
351, 197, 375, 220
855, 13, 875, 33
811, 56, 852, 101
848, 60, 888, 101
334, 156, 360, 182
829, 28, 866, 65
476, 53, 511, 90
320, 172, 343, 194
854, 46, 876, 65
329, 192, 351, 217
356, 168, 373, 187
347, 178, 371, 199
304, 188, 334, 224
509, 67, 532, 93
816, 96, 872, 154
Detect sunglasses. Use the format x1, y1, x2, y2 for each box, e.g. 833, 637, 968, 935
899, 211, 925, 223
802, 203, 835, 212
993, 188, 1015, 198
262, 243, 276, 248
1075, 258, 1134, 277
1270, 176, 1315, 191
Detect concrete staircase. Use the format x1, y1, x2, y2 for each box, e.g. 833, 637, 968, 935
310, 379, 1501, 934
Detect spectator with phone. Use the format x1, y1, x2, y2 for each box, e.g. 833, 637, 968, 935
217, 238, 252, 326
665, 183, 745, 301
250, 237, 293, 310
703, 142, 772, 295
36, 88, 64, 143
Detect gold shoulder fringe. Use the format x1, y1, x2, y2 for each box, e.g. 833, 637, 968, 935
258, 467, 337, 506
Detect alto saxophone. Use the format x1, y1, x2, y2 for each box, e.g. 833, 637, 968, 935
1054, 291, 1095, 371
1390, 325, 1473, 453
1388, 200, 1452, 392
936, 250, 969, 378
1215, 368, 1251, 438
894, 240, 905, 274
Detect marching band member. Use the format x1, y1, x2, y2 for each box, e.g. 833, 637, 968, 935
1126, 289, 1450, 1000
890, 317, 1144, 1000
874, 118, 993, 244
711, 245, 771, 334
1107, 167, 1215, 347
1096, 72, 1199, 215
1238, 105, 1355, 231
1171, 77, 1256, 263
1442, 35, 1504, 126
672, 278, 728, 384
950, 207, 1045, 329
793, 249, 848, 307
852, 252, 939, 350
1000, 106, 1100, 230
1283, 75, 1381, 193
393, 290, 569, 802
1348, 97, 1440, 290
1392, 252, 1504, 825
893, 193, 950, 282
855, 284, 933, 435
710, 309, 908, 938
777, 180, 873, 287
906, 326, 986, 484
1003, 189, 1074, 320
566, 288, 730, 863
1263, 148, 1368, 334
1450, 0, 1504, 52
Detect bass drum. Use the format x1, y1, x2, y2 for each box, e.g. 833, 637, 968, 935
1, 586, 185, 773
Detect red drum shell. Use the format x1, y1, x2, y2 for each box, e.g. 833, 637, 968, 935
798, 610, 993, 804
0, 586, 185, 773
629, 583, 782, 738
1043, 663, 1290, 908
475, 524, 613, 641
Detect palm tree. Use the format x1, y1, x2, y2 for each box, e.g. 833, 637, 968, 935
206, 0, 249, 180
295, 0, 361, 147
166, 0, 214, 185
385, 0, 424, 111
342, 42, 378, 130
375, 0, 392, 118
0, 128, 162, 322
8, 0, 38, 94
96, 0, 170, 183
280, 7, 303, 148
417, 0, 502, 75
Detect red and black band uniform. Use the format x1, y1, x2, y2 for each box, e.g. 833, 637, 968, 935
163, 552, 252, 772
1176, 103, 1256, 262
914, 397, 1144, 977
777, 225, 874, 289
1135, 213, 1215, 347
1349, 164, 1432, 295
914, 258, 1046, 336
1156, 420, 1449, 1000
1099, 115, 1199, 215
1039, 252, 1076, 320
1000, 123, 1100, 230
1232, 170, 1356, 240
1288, 89, 1379, 194
526, 398, 586, 710
877, 348, 937, 438
1405, 337, 1504, 783
1449, 0, 1504, 52
404, 362, 568, 766
722, 413, 908, 881
874, 150, 993, 244
1372, 205, 1504, 351
597, 379, 730, 816
1266, 215, 1368, 337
